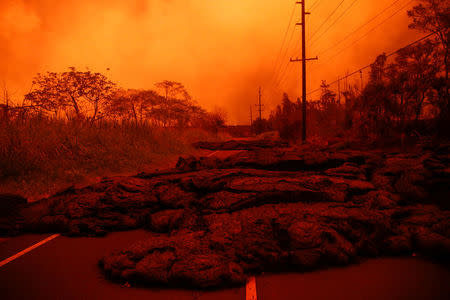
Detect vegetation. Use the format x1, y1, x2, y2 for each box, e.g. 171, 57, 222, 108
0, 73, 227, 199
0, 0, 448, 198
265, 0, 449, 144
24, 70, 224, 129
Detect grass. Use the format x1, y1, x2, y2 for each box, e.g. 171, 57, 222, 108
0, 117, 226, 201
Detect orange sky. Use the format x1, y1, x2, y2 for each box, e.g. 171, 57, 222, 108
0, 0, 421, 124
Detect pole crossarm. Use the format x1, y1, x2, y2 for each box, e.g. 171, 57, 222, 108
290, 56, 318, 62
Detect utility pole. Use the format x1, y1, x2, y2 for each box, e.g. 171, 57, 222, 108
255, 87, 263, 121
337, 77, 341, 105
290, 1, 317, 143
254, 87, 264, 134
249, 105, 254, 135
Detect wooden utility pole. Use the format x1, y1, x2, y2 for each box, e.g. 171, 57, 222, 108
290, 1, 317, 143
255, 87, 263, 121
250, 106, 253, 126
337, 77, 341, 105
253, 87, 264, 134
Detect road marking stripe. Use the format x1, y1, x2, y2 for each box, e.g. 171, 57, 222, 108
207, 151, 219, 157
0, 234, 60, 268
246, 276, 257, 300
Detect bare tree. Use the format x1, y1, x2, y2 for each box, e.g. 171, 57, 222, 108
154, 80, 191, 102
25, 67, 116, 123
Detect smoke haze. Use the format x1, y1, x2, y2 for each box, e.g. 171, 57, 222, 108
0, 0, 420, 124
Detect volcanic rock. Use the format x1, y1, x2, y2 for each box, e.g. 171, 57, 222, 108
2, 144, 450, 288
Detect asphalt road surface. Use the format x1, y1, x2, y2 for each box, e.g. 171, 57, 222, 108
1, 149, 449, 299
1, 231, 449, 300
0, 230, 245, 300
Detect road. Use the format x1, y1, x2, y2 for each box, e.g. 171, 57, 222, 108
1, 231, 449, 300
1, 149, 450, 299
0, 230, 244, 300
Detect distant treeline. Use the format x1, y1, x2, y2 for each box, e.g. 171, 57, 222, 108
1, 70, 225, 132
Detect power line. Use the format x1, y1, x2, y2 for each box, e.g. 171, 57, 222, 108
308, 0, 346, 42
270, 3, 298, 85
308, 0, 321, 12
316, 0, 404, 57
277, 62, 297, 91
307, 32, 435, 96
311, 0, 415, 72
273, 0, 321, 90
273, 26, 299, 88
309, 0, 359, 48
272, 11, 301, 88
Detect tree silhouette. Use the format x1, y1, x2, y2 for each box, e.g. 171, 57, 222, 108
106, 89, 161, 125
154, 80, 191, 101
408, 0, 449, 84
25, 67, 116, 123
408, 0, 449, 136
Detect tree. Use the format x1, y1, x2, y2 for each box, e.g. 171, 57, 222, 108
154, 81, 195, 127
408, 0, 449, 84
25, 67, 116, 123
107, 89, 161, 125
408, 1, 450, 136
319, 81, 337, 106
268, 93, 302, 140
154, 80, 191, 101
353, 55, 396, 137
204, 107, 227, 134
342, 86, 358, 130
106, 85, 211, 129
317, 81, 340, 128
351, 43, 442, 139
388, 40, 441, 123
